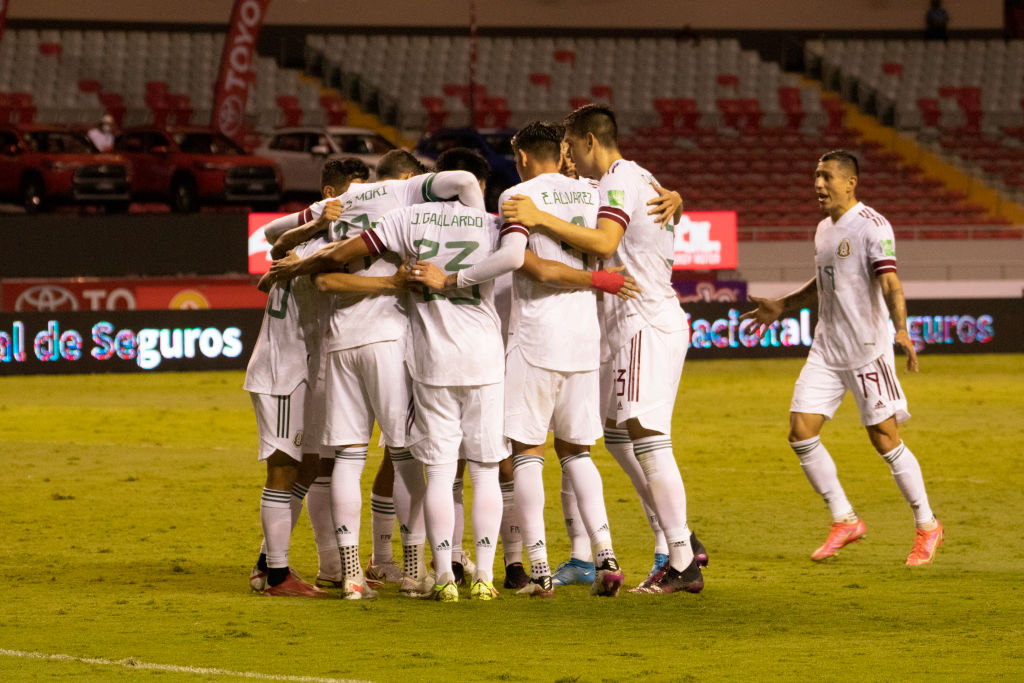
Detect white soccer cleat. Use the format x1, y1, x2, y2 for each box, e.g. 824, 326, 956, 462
399, 573, 435, 598
342, 575, 378, 600
366, 559, 404, 587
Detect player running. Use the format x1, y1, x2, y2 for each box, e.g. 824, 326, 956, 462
741, 150, 942, 566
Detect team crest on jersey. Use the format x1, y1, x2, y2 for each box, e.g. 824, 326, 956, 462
836, 238, 852, 258
293, 430, 304, 447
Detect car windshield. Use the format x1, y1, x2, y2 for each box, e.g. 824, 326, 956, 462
24, 131, 96, 154
484, 134, 513, 158
330, 133, 395, 155
174, 132, 244, 155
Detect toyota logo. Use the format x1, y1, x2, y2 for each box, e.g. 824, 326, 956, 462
14, 285, 79, 312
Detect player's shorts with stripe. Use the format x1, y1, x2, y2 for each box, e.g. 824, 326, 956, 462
250, 382, 306, 462
504, 345, 602, 446
323, 339, 412, 449
302, 376, 332, 459
409, 381, 506, 465
791, 347, 910, 427
600, 326, 687, 435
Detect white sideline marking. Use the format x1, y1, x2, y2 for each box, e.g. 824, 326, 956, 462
0, 648, 370, 682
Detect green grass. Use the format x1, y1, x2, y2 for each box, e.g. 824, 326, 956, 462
2, 355, 1023, 681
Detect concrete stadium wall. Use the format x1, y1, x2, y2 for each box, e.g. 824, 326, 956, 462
7, 0, 1005, 31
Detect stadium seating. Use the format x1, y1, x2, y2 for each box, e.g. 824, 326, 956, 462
1, 26, 1018, 231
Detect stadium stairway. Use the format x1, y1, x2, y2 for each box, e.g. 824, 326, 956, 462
836, 93, 1024, 230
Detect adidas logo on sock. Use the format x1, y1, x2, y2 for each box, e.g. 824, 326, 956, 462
336, 525, 350, 535
399, 524, 410, 533
436, 540, 451, 551
597, 523, 610, 533
477, 537, 492, 548
528, 540, 546, 551
671, 540, 690, 548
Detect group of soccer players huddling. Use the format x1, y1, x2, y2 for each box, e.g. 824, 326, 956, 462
243, 102, 943, 603
244, 104, 709, 602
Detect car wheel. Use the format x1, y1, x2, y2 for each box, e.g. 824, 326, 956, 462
171, 175, 198, 213
21, 175, 46, 214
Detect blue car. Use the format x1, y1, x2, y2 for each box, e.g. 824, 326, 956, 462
415, 127, 519, 212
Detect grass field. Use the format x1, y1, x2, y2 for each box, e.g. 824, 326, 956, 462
1, 355, 1023, 682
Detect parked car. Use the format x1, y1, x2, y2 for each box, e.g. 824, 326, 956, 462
414, 127, 519, 210
255, 126, 431, 197
0, 123, 131, 213
114, 126, 281, 212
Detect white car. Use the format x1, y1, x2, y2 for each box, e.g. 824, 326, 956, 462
256, 126, 429, 196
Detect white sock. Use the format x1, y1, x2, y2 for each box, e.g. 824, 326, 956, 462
790, 436, 856, 523
307, 475, 341, 579
605, 427, 667, 553
260, 487, 292, 569
633, 435, 693, 570
370, 493, 395, 564
425, 462, 458, 584
880, 441, 934, 525
499, 479, 523, 565
560, 452, 615, 564
390, 449, 427, 579
467, 460, 502, 583
559, 474, 593, 562
513, 454, 548, 578
331, 446, 367, 550
451, 477, 465, 562
258, 481, 306, 559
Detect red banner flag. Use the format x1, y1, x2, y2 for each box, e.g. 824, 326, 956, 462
210, 0, 272, 141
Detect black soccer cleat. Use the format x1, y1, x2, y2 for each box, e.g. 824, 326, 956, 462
503, 562, 529, 589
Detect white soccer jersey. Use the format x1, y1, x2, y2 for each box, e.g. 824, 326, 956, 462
810, 201, 897, 370
501, 173, 601, 372
243, 258, 319, 396
362, 201, 525, 387
301, 176, 448, 353
597, 159, 687, 358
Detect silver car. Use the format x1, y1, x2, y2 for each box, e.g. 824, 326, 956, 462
256, 126, 430, 197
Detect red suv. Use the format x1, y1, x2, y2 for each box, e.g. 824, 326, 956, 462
0, 123, 132, 213
114, 126, 281, 212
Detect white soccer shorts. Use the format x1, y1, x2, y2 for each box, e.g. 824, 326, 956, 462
504, 345, 602, 446
323, 339, 412, 449
601, 326, 687, 435
250, 382, 307, 462
408, 381, 506, 465
791, 347, 911, 427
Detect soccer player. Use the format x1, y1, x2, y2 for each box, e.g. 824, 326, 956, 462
500, 121, 641, 598
246, 160, 366, 597
244, 201, 342, 599
503, 104, 705, 594
741, 150, 942, 566
259, 152, 492, 599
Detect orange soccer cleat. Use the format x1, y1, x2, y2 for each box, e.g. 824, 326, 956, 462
906, 521, 943, 566
811, 519, 867, 562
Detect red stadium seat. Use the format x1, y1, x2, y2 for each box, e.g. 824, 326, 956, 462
528, 73, 551, 90
98, 92, 127, 126
78, 79, 102, 94
553, 49, 576, 67
10, 92, 37, 124
917, 98, 941, 128
591, 84, 613, 103
778, 87, 805, 130
319, 95, 348, 125
570, 96, 590, 110
275, 95, 302, 127
421, 96, 448, 131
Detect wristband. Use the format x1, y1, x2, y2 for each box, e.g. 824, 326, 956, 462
591, 269, 625, 294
